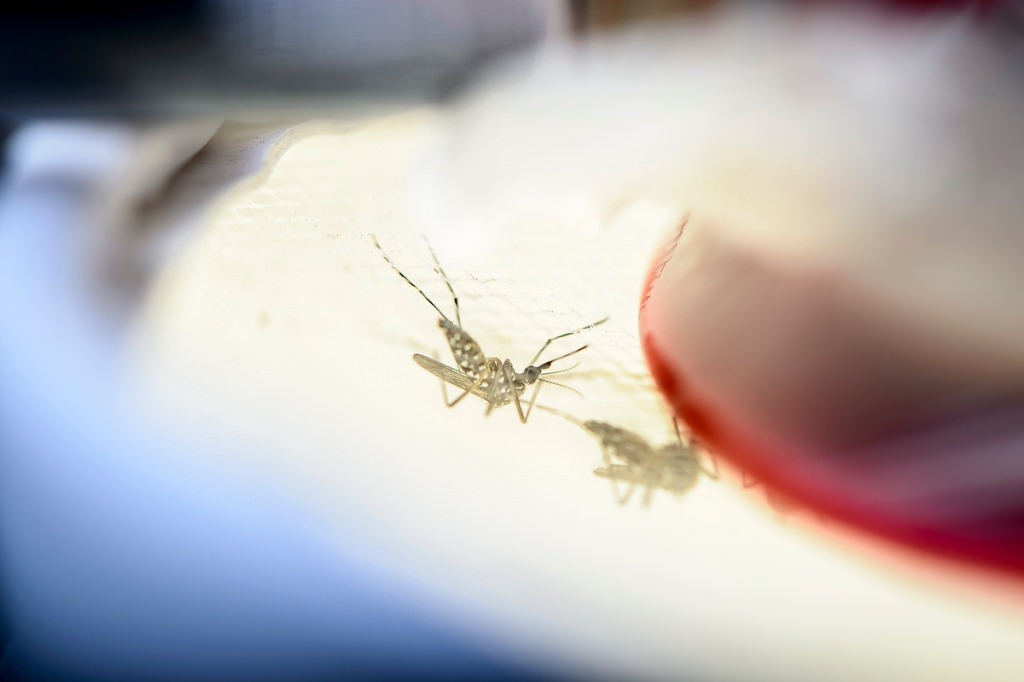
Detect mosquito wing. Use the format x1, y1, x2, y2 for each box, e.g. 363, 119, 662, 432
413, 353, 492, 400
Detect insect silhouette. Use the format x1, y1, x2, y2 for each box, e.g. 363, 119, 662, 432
373, 236, 607, 423
538, 406, 719, 506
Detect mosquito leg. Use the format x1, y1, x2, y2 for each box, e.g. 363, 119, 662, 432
483, 364, 504, 417
594, 466, 638, 505
438, 373, 452, 404
497, 361, 526, 423
742, 472, 760, 489
521, 375, 545, 424
428, 350, 473, 407
597, 444, 623, 501
444, 385, 472, 408
433, 352, 456, 406
446, 371, 488, 408
619, 479, 637, 506
527, 317, 609, 366
442, 382, 468, 407
642, 484, 656, 507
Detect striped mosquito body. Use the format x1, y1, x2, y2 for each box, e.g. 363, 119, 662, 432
413, 355, 524, 407
373, 236, 606, 423
538, 406, 719, 506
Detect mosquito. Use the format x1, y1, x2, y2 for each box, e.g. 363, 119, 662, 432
372, 236, 607, 423
538, 406, 719, 506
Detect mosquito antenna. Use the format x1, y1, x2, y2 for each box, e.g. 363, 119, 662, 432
373, 236, 451, 324
528, 317, 609, 367
421, 237, 461, 329
537, 378, 585, 399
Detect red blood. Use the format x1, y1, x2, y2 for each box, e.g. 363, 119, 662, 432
639, 219, 1024, 581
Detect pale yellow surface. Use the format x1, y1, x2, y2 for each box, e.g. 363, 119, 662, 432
131, 112, 1024, 681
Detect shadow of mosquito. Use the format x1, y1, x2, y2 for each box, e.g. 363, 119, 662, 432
536, 406, 719, 506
